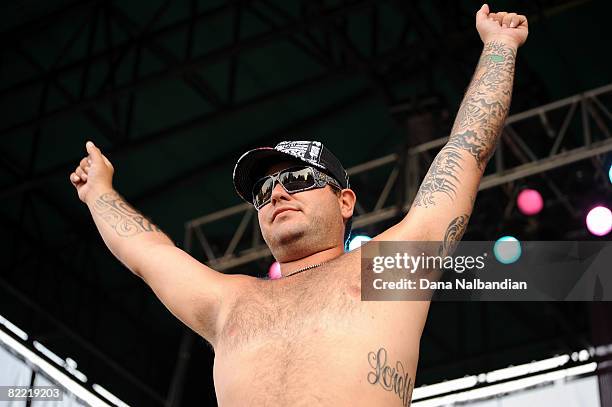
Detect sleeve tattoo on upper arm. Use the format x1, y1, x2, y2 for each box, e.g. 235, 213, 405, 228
93, 191, 162, 237
413, 41, 516, 208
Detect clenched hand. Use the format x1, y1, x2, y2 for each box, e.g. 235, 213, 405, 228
69, 141, 114, 203
476, 4, 528, 48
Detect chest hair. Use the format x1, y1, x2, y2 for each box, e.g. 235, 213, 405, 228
218, 251, 363, 351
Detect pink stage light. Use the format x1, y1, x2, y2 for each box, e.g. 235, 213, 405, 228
517, 189, 544, 216
268, 261, 282, 279
586, 206, 612, 236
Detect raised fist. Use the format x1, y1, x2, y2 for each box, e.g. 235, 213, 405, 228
69, 141, 114, 203
476, 4, 528, 48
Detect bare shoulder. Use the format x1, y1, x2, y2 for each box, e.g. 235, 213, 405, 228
212, 272, 259, 308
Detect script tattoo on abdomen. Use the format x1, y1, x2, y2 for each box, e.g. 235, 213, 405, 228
93, 191, 162, 237
367, 347, 413, 406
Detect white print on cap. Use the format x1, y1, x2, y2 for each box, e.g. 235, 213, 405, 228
276, 141, 323, 166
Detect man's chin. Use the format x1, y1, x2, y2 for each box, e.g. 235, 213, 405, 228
268, 224, 307, 246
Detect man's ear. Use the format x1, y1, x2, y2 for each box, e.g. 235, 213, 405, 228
339, 189, 356, 221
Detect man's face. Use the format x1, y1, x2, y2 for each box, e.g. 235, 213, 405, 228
256, 161, 347, 262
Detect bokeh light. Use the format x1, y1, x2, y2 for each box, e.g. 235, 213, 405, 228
586, 206, 612, 236
517, 188, 544, 216
348, 235, 372, 251
268, 261, 282, 279
493, 236, 522, 264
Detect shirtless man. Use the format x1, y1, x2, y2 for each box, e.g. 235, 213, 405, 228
69, 5, 528, 406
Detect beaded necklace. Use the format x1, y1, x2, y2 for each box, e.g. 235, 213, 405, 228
283, 262, 326, 278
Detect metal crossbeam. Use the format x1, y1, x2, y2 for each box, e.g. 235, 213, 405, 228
0, 0, 383, 137
0, 1, 475, 202
185, 82, 612, 272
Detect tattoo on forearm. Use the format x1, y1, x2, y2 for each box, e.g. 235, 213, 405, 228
414, 41, 516, 208
412, 145, 463, 207
440, 214, 470, 256
450, 41, 516, 169
93, 192, 162, 237
367, 347, 413, 407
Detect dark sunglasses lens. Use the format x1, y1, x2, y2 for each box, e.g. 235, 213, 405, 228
253, 177, 274, 208
280, 167, 315, 192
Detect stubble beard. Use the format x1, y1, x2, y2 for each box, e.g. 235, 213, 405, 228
265, 219, 312, 262
266, 209, 338, 262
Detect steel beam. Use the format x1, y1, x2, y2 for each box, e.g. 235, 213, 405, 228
0, 0, 383, 137
186, 82, 612, 271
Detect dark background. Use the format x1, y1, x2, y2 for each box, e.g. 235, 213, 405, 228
1, 0, 611, 405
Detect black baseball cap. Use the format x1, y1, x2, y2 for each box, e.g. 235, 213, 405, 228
232, 140, 350, 204
233, 141, 353, 246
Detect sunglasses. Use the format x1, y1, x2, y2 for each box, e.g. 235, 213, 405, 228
252, 165, 342, 210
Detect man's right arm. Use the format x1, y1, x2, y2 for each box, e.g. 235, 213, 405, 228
71, 142, 233, 346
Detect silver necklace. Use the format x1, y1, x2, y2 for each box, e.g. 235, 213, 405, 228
283, 262, 326, 278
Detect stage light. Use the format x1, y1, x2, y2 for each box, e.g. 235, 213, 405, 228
0, 330, 111, 406
609, 164, 612, 184
411, 348, 598, 404
485, 354, 569, 383
33, 341, 66, 366
586, 206, 612, 236
92, 384, 130, 407
412, 375, 478, 400
411, 362, 597, 407
348, 235, 372, 251
268, 261, 282, 279
0, 314, 28, 340
493, 236, 522, 264
516, 188, 543, 215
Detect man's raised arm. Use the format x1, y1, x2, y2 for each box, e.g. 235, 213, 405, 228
70, 141, 233, 345
379, 5, 528, 247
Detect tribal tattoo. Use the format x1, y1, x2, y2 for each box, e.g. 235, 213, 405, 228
412, 145, 463, 208
93, 191, 162, 237
413, 41, 516, 207
440, 214, 470, 256
367, 347, 413, 407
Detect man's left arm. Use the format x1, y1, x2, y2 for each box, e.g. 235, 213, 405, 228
378, 5, 528, 250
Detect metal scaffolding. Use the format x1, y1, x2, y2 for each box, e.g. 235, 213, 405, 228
185, 82, 612, 272
2, 2, 607, 405
0, 0, 498, 202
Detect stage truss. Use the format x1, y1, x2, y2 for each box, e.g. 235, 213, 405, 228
185, 82, 612, 271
